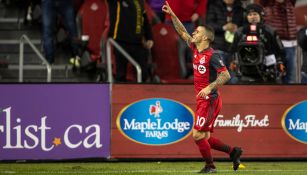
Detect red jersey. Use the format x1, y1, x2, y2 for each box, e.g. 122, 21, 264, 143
192, 45, 227, 97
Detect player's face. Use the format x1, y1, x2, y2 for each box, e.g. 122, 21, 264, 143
247, 12, 261, 24
191, 27, 206, 43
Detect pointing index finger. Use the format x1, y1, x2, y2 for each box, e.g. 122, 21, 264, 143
165, 1, 169, 7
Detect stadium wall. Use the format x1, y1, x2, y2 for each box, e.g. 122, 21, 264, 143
0, 84, 307, 161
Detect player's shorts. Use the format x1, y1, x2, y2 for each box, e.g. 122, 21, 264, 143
194, 95, 222, 132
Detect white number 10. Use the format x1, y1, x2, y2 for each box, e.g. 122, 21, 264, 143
196, 116, 206, 127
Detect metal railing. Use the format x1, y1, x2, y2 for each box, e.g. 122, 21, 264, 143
19, 34, 52, 82
106, 38, 142, 83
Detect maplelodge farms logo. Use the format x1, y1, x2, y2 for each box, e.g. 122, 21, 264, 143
282, 101, 307, 144
117, 98, 194, 145
0, 107, 102, 151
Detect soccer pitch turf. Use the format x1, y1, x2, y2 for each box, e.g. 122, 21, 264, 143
0, 161, 307, 175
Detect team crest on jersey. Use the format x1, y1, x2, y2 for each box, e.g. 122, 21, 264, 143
200, 56, 206, 64
198, 65, 206, 74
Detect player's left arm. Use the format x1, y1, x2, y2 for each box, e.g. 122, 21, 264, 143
208, 70, 230, 90
162, 1, 192, 44
197, 54, 231, 98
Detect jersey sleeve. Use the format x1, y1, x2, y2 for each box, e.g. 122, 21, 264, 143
210, 53, 227, 73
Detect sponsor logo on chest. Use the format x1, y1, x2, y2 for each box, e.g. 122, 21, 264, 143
193, 54, 207, 74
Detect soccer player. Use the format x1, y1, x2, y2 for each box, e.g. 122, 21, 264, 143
162, 1, 242, 173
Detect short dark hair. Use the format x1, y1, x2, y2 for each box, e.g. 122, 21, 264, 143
202, 25, 215, 43
245, 3, 265, 21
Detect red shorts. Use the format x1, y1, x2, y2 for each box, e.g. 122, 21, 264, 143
194, 95, 222, 132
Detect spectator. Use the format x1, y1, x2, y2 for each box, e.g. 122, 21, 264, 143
165, 0, 208, 79
260, 0, 298, 84
206, 0, 244, 83
41, 0, 80, 65
230, 3, 285, 83
108, 0, 154, 82
298, 15, 307, 83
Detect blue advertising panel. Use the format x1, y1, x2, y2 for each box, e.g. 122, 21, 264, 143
117, 98, 194, 145
282, 101, 307, 144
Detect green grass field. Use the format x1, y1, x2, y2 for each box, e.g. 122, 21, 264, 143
1, 161, 307, 175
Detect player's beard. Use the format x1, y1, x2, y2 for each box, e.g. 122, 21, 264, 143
191, 37, 199, 44
191, 37, 201, 44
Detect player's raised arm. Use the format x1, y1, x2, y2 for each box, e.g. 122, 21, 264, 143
162, 1, 192, 44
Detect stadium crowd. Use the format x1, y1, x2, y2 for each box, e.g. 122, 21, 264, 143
2, 0, 306, 84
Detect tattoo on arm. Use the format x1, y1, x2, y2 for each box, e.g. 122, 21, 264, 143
171, 15, 192, 43
208, 71, 231, 90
